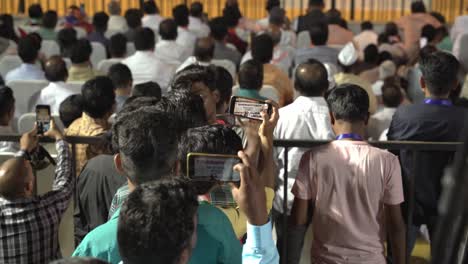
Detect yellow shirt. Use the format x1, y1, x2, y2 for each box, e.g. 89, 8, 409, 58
68, 63, 103, 82
334, 72, 378, 114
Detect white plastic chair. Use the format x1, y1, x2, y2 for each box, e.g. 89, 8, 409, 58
126, 42, 136, 57
67, 82, 84, 94
297, 31, 311, 49
454, 33, 468, 73
40, 40, 60, 58
6, 80, 49, 119
18, 113, 64, 134
90, 42, 107, 68
97, 58, 124, 74
0, 55, 22, 77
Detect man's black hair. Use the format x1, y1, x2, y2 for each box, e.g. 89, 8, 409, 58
0, 86, 15, 119
327, 84, 370, 122
419, 51, 460, 97
266, 0, 280, 12
381, 78, 403, 108
378, 51, 393, 64
361, 21, 373, 31
108, 63, 132, 89
118, 178, 198, 264
81, 76, 115, 119
268, 7, 285, 26
294, 59, 329, 97
109, 33, 127, 57
165, 89, 208, 130
45, 55, 68, 82
42, 10, 58, 29
222, 5, 241, 28
421, 24, 436, 42
364, 44, 379, 64
194, 37, 215, 61
214, 66, 233, 107
92, 12, 109, 33
142, 0, 159, 15
57, 27, 77, 57
28, 32, 42, 50
171, 64, 217, 92
49, 257, 109, 264
125, 9, 143, 29
309, 0, 325, 7
377, 33, 389, 45
238, 60, 264, 91
326, 8, 342, 25
430, 12, 446, 24
159, 19, 178, 40
121, 96, 160, 113
17, 35, 39, 63
28, 4, 43, 19
251, 34, 274, 64
71, 39, 92, 64
209, 17, 228, 41
133, 82, 162, 99
384, 22, 399, 36
59, 94, 83, 128
134, 27, 155, 51
190, 2, 204, 17
173, 4, 190, 27
411, 1, 426, 13
309, 22, 328, 46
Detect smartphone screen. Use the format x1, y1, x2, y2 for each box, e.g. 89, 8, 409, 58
36, 105, 51, 134
230, 97, 272, 121
187, 153, 241, 182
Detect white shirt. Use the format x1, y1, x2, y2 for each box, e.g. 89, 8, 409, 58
142, 14, 163, 33
35, 81, 78, 114
353, 30, 378, 53
176, 27, 197, 58
5, 63, 45, 83
108, 15, 128, 33
273, 96, 335, 214
188, 16, 210, 38
154, 40, 190, 63
176, 56, 236, 80
96, 58, 124, 74
451, 15, 468, 42
122, 51, 179, 91
367, 107, 397, 141
0, 126, 19, 153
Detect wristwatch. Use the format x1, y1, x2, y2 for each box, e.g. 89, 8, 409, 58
15, 149, 31, 161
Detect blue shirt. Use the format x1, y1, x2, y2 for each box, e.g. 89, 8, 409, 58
5, 63, 45, 83
243, 221, 279, 264
237, 89, 268, 101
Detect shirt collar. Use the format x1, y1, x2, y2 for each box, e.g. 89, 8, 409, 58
294, 95, 327, 105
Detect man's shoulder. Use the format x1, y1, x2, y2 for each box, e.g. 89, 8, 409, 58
197, 202, 232, 227
74, 216, 119, 254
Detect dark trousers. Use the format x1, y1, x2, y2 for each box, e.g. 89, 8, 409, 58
272, 209, 307, 264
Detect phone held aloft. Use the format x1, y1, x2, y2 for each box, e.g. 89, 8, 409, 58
187, 153, 242, 183
35, 105, 51, 135
228, 96, 273, 121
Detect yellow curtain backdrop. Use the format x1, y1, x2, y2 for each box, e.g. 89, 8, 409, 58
0, 0, 466, 22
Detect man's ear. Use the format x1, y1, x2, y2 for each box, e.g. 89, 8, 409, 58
329, 111, 336, 125
212, 90, 221, 105
419, 76, 427, 93
114, 154, 125, 174
364, 112, 370, 125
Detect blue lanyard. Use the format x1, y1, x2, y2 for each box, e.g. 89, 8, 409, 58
335, 133, 363, 141
424, 98, 452, 107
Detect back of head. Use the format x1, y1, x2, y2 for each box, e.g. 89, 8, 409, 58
28, 4, 43, 19
0, 86, 15, 121
59, 94, 83, 128
70, 39, 92, 64
173, 4, 190, 27
45, 55, 68, 82
49, 257, 109, 264
238, 60, 264, 90
294, 59, 329, 97
209, 17, 228, 41
57, 27, 78, 54
121, 96, 160, 113
361, 21, 373, 31
268, 7, 285, 26
0, 14, 18, 42
421, 24, 436, 42
326, 8, 342, 25
190, 2, 204, 18
109, 33, 127, 57
81, 76, 116, 119
309, 22, 328, 46
419, 51, 460, 97
125, 9, 143, 29
42, 10, 58, 29
266, 0, 280, 12
118, 178, 198, 264
251, 34, 274, 64
214, 66, 233, 108
327, 84, 370, 122
411, 1, 426, 13
266, 30, 282, 46
133, 81, 162, 99
364, 44, 379, 64
384, 22, 398, 36
165, 89, 208, 129
194, 37, 215, 61
430, 11, 446, 24
93, 12, 109, 32
0, 158, 30, 200
108, 63, 132, 89
143, 0, 159, 15
381, 77, 403, 108
134, 27, 155, 51
171, 64, 217, 93
18, 35, 39, 63
222, 5, 241, 28
159, 19, 178, 40
309, 0, 325, 8
108, 1, 122, 15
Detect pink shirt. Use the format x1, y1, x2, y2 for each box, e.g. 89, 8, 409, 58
292, 141, 404, 264
327, 24, 354, 46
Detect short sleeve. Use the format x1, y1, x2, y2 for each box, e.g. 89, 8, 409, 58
291, 151, 316, 201
383, 155, 405, 205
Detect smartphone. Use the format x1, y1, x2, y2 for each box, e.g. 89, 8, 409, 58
228, 96, 273, 121
187, 153, 241, 183
36, 105, 51, 135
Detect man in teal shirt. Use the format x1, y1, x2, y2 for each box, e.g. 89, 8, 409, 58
236, 60, 269, 101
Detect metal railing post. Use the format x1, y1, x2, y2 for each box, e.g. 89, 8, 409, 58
406, 151, 419, 263
281, 146, 289, 264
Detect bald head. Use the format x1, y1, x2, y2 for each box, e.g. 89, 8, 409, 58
294, 59, 329, 97
194, 37, 215, 62
45, 55, 68, 82
0, 158, 34, 200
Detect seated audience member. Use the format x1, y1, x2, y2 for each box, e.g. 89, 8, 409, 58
267, 7, 296, 48
68, 39, 101, 82
222, 5, 248, 54
59, 94, 83, 129
291, 84, 406, 264
209, 17, 242, 66
213, 66, 234, 116
132, 81, 162, 99
107, 0, 128, 33
64, 5, 93, 33
0, 121, 71, 263
357, 44, 381, 84
406, 45, 437, 103
257, 0, 280, 30
0, 14, 20, 46
5, 36, 45, 83
108, 63, 133, 112
36, 56, 77, 114
354, 21, 378, 56
124, 9, 143, 42
27, 3, 43, 27
387, 51, 468, 253
420, 24, 437, 48
37, 10, 58, 40
155, 19, 190, 63
87, 12, 110, 48
368, 78, 403, 140
237, 60, 268, 101
57, 27, 78, 58
371, 60, 398, 105
66, 77, 115, 175
325, 9, 354, 45
294, 0, 326, 32
141, 0, 163, 33
173, 4, 197, 56
97, 34, 128, 73
0, 86, 18, 152
251, 34, 293, 106
50, 257, 109, 264
188, 2, 210, 38
122, 28, 178, 89
434, 26, 452, 52
294, 22, 340, 66
334, 42, 378, 114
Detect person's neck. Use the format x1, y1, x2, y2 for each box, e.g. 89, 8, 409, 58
425, 92, 450, 100
116, 87, 131, 96
333, 120, 366, 140
269, 24, 281, 32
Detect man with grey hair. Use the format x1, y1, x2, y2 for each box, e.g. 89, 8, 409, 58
107, 0, 128, 32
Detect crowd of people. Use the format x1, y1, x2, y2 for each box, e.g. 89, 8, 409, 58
0, 0, 468, 263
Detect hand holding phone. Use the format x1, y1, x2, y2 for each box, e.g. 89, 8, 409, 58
187, 153, 242, 183
228, 96, 273, 121
36, 105, 51, 135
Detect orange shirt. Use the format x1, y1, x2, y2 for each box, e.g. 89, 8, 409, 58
263, 64, 294, 107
